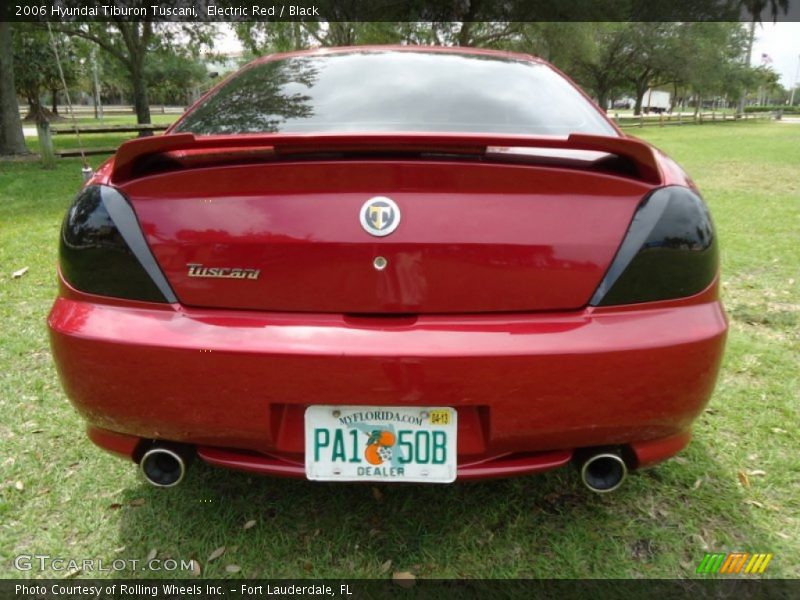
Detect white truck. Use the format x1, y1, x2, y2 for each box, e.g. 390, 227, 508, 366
642, 89, 671, 114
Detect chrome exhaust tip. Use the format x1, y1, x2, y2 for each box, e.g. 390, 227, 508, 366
580, 452, 628, 493
140, 445, 190, 488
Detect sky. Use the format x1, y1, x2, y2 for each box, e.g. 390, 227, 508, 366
216, 23, 800, 90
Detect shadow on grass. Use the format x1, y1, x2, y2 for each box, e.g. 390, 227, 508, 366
112, 438, 775, 579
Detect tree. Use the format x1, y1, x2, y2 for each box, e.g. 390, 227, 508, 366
50, 22, 155, 125
748, 65, 785, 105
511, 23, 594, 70
235, 22, 411, 54
50, 9, 212, 126
0, 22, 28, 156
12, 25, 80, 121
571, 24, 632, 111
235, 22, 308, 54
665, 23, 750, 111
618, 23, 684, 115
446, 22, 525, 47
234, 21, 527, 56
146, 53, 207, 106
737, 0, 790, 113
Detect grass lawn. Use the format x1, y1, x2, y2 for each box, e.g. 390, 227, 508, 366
25, 113, 179, 128
25, 114, 180, 157
0, 121, 797, 580
23, 113, 178, 158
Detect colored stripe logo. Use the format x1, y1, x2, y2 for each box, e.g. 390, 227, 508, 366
696, 553, 772, 574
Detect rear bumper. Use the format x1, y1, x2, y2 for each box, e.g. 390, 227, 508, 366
49, 288, 727, 479
84, 425, 691, 480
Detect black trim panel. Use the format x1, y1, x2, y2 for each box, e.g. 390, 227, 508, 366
99, 186, 177, 303
590, 186, 718, 306
60, 185, 177, 303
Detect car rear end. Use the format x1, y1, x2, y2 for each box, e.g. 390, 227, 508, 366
48, 47, 727, 490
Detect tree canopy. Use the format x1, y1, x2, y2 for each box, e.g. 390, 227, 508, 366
12, 25, 81, 121
1, 18, 793, 157
47, 18, 214, 126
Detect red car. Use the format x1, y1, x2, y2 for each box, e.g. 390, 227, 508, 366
48, 46, 727, 492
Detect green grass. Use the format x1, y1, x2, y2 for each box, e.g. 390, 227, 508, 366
25, 113, 178, 127
24, 113, 178, 157
0, 121, 798, 580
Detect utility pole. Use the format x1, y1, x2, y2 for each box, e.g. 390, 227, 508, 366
790, 54, 800, 107
91, 47, 103, 121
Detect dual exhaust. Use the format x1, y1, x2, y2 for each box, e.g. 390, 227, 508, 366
139, 444, 629, 492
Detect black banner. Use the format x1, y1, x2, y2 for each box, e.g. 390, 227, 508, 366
2, 579, 798, 600
3, 0, 800, 23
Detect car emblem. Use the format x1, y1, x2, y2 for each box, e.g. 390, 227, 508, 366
187, 263, 260, 280
360, 197, 401, 237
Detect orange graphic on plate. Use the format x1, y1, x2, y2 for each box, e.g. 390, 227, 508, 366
364, 429, 396, 465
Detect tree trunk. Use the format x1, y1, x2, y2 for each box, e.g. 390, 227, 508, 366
24, 97, 56, 122
670, 82, 678, 113
457, 22, 473, 46
51, 88, 58, 115
129, 58, 152, 132
0, 22, 28, 155
633, 85, 647, 116
630, 72, 651, 116
325, 23, 356, 47
596, 90, 609, 113
36, 113, 56, 169
737, 19, 756, 116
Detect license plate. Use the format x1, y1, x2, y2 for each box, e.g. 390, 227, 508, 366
304, 405, 457, 483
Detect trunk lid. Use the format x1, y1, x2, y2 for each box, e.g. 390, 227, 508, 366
121, 151, 655, 314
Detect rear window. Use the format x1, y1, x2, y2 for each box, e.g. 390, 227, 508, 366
174, 50, 617, 137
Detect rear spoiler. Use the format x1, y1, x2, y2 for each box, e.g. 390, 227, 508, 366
110, 132, 662, 185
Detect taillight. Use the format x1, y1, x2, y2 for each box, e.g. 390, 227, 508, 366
60, 185, 176, 303
590, 186, 718, 306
